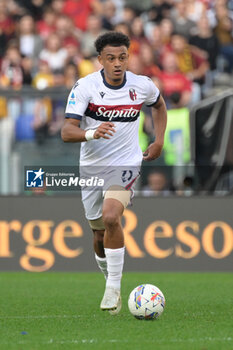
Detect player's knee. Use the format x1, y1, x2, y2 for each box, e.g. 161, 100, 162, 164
102, 211, 120, 228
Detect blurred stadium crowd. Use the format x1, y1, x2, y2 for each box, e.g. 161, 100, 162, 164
0, 0, 232, 195
0, 0, 232, 94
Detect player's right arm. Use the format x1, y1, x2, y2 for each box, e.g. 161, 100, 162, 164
61, 79, 115, 142
61, 119, 115, 142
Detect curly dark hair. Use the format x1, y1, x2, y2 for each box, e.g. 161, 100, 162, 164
95, 32, 130, 54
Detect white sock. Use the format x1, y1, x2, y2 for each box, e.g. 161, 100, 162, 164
95, 254, 108, 280
105, 247, 125, 290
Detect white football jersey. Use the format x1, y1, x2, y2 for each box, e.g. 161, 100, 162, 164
65, 69, 160, 166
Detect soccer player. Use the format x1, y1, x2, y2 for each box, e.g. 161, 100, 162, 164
61, 32, 167, 314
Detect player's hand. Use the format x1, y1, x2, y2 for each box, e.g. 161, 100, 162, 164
143, 141, 163, 161
94, 122, 116, 139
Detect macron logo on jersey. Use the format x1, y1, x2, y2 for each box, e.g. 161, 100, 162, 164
85, 103, 143, 122
99, 92, 105, 98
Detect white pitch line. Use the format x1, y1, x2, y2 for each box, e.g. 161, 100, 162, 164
0, 338, 232, 345
1, 339, 113, 345
163, 337, 233, 343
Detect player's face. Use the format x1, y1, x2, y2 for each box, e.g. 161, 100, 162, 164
98, 45, 129, 86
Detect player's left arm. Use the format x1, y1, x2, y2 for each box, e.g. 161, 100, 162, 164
143, 95, 167, 161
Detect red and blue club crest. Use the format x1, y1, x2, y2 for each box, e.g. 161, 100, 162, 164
129, 88, 137, 101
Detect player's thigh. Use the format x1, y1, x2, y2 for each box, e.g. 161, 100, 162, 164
81, 188, 103, 221
104, 185, 131, 209
103, 167, 140, 208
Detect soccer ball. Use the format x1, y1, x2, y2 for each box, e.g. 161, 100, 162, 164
128, 284, 165, 320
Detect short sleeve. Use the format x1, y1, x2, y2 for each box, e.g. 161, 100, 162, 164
144, 77, 160, 107
65, 79, 90, 120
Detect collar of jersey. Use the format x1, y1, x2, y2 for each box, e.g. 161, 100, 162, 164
101, 69, 127, 90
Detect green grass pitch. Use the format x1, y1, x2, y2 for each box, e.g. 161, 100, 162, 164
0, 272, 232, 350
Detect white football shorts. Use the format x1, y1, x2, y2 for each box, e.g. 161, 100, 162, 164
80, 166, 140, 220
